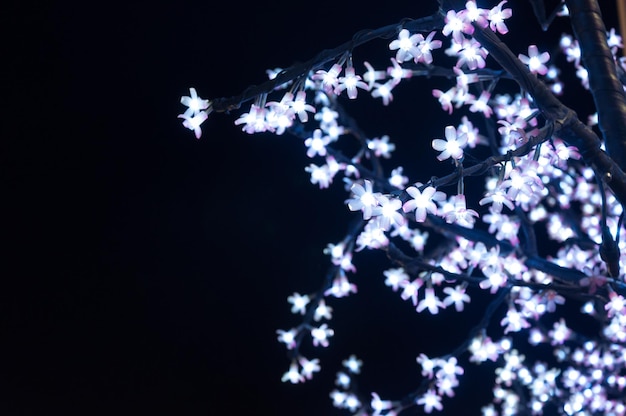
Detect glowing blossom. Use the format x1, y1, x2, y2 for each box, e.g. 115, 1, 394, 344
403, 185, 445, 222
432, 125, 468, 161
518, 45, 550, 75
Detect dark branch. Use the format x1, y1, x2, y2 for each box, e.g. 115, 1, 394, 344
463, 10, 626, 208
565, 0, 626, 171
209, 13, 445, 113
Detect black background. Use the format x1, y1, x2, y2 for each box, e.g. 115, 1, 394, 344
4, 1, 619, 415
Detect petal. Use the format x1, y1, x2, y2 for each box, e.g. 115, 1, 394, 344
405, 186, 419, 198
432, 139, 447, 151
445, 125, 457, 140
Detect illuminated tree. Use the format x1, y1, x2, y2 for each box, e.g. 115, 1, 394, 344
179, 1, 626, 414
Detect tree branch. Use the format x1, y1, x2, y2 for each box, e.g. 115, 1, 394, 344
209, 13, 445, 113
463, 10, 626, 208
565, 0, 626, 170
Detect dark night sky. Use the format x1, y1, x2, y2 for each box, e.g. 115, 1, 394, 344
4, 1, 620, 415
